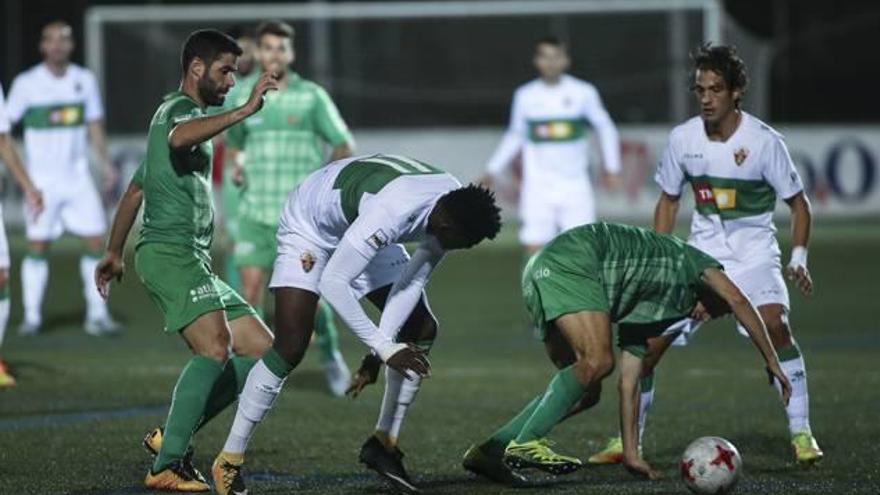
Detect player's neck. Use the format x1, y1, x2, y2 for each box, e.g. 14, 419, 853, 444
43, 61, 69, 78
179, 81, 208, 109
540, 74, 563, 86
704, 110, 742, 142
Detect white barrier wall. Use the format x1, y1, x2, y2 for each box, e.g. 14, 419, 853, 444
4, 125, 877, 225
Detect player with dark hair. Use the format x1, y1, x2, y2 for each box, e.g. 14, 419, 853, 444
95, 28, 279, 491
223, 19, 355, 397
463, 222, 791, 483
212, 154, 501, 495
481, 35, 621, 260
6, 20, 119, 336
588, 43, 822, 466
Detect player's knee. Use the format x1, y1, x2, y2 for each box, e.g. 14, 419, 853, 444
766, 318, 792, 349
574, 355, 614, 382
198, 339, 230, 363
399, 307, 438, 345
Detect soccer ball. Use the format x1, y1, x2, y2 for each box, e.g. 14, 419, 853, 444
680, 436, 742, 494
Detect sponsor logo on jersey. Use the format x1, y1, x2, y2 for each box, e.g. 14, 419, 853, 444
49, 106, 82, 126
190, 282, 217, 303
533, 266, 552, 280
693, 182, 715, 205
300, 251, 316, 273
734, 146, 749, 166
366, 229, 389, 250
534, 121, 575, 140
712, 188, 737, 209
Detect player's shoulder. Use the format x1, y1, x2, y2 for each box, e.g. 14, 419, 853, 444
68, 63, 95, 79
668, 116, 704, 143
562, 74, 598, 94
741, 112, 785, 144
12, 63, 44, 86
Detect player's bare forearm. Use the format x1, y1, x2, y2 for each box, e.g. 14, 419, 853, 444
0, 134, 37, 193
785, 192, 812, 248
702, 268, 778, 365
653, 192, 680, 233
105, 181, 143, 256
87, 121, 111, 162
618, 351, 643, 460
168, 106, 254, 151
329, 142, 354, 161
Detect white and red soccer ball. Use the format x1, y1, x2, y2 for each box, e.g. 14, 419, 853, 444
680, 436, 742, 494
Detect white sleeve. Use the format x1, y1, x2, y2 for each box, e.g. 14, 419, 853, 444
583, 86, 621, 174
83, 71, 105, 122
318, 238, 404, 362
0, 85, 10, 133
486, 90, 526, 176
5, 76, 27, 124
376, 238, 445, 340
654, 135, 686, 196
762, 137, 804, 200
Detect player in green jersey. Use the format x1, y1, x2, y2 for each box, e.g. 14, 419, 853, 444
224, 21, 355, 396
95, 29, 280, 492
462, 223, 792, 484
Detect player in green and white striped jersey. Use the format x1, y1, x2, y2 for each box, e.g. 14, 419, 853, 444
463, 223, 791, 484
223, 21, 355, 397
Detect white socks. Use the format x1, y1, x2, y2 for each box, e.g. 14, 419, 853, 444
775, 353, 811, 435
376, 367, 422, 441
80, 256, 109, 321
223, 360, 286, 454
22, 256, 48, 326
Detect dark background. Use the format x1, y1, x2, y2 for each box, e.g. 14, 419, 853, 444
2, 0, 878, 131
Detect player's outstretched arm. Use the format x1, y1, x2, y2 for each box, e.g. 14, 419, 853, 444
784, 192, 813, 295
701, 268, 792, 404
168, 71, 280, 151
95, 181, 143, 299
0, 133, 43, 217
653, 191, 680, 234
619, 350, 662, 480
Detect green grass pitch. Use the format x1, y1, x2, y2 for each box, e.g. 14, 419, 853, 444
0, 222, 878, 494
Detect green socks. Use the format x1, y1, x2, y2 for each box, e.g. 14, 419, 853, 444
314, 300, 340, 364
515, 366, 586, 443
195, 356, 258, 432
483, 395, 542, 456
153, 356, 224, 472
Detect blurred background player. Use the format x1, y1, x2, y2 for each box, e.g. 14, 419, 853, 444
5, 21, 119, 336
481, 36, 622, 257
215, 26, 257, 293
223, 20, 355, 396
589, 44, 822, 465
0, 82, 44, 388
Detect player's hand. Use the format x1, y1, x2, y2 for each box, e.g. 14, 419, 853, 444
623, 455, 663, 480
785, 264, 813, 296
602, 172, 622, 192
244, 71, 281, 114
385, 344, 431, 379
232, 163, 246, 186
95, 252, 124, 300
767, 364, 792, 406
346, 353, 383, 399
689, 301, 711, 322
24, 187, 44, 219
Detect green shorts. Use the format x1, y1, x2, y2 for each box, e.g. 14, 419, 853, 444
135, 243, 256, 333
234, 220, 277, 269
522, 247, 609, 341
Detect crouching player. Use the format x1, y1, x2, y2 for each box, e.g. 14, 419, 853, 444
463, 222, 791, 483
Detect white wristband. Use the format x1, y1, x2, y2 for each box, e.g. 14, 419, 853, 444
376, 342, 408, 363
235, 151, 246, 167
789, 246, 808, 268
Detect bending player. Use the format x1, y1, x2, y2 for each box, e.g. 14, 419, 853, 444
211, 154, 501, 495
463, 222, 791, 484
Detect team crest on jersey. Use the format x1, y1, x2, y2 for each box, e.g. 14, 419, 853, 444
74, 81, 83, 93
733, 147, 749, 166
300, 251, 316, 273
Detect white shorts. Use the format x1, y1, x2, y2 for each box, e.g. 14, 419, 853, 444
269, 230, 409, 299
0, 204, 9, 269
27, 173, 106, 241
519, 181, 596, 246
673, 259, 790, 345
